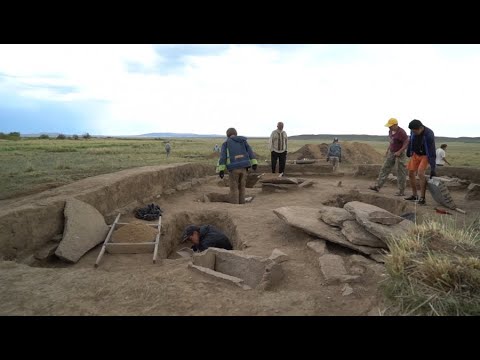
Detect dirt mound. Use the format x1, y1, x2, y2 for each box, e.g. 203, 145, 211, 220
111, 222, 158, 243
288, 142, 384, 164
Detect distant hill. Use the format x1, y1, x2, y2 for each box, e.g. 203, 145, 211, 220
139, 132, 224, 138
22, 132, 225, 139
289, 134, 480, 143
23, 133, 62, 137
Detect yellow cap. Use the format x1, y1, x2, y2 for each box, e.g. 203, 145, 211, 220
385, 118, 398, 127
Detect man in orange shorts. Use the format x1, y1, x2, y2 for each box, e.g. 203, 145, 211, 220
405, 119, 436, 205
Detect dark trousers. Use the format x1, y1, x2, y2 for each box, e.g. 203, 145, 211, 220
271, 151, 287, 174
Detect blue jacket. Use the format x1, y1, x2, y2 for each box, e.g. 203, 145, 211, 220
218, 136, 258, 172
327, 143, 342, 159
407, 126, 436, 171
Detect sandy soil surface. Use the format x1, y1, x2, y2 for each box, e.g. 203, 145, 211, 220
1, 174, 478, 316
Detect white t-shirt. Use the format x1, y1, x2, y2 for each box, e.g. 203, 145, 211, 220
436, 148, 446, 165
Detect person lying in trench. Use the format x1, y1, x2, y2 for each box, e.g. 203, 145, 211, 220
181, 224, 233, 252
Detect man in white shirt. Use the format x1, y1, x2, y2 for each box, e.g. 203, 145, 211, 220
436, 144, 450, 166
269, 122, 288, 176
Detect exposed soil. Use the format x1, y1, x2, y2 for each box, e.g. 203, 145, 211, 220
0, 167, 479, 316
288, 142, 384, 164
111, 222, 159, 243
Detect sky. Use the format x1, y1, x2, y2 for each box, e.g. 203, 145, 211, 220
0, 44, 479, 137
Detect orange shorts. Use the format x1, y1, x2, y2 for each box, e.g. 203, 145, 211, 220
407, 153, 429, 172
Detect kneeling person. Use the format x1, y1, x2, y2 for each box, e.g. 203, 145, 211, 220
181, 224, 233, 252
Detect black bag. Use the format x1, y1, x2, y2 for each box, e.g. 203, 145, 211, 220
134, 203, 163, 221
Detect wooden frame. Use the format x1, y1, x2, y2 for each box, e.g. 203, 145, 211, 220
94, 214, 162, 268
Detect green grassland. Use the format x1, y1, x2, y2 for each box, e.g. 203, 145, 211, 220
1, 137, 479, 200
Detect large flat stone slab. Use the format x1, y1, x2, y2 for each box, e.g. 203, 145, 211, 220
190, 248, 284, 290
298, 180, 314, 188
341, 220, 387, 248
368, 211, 403, 225
261, 177, 298, 185
344, 201, 413, 244
318, 206, 354, 227
55, 198, 109, 263
273, 206, 381, 255
188, 263, 251, 290
262, 183, 299, 192
318, 254, 359, 284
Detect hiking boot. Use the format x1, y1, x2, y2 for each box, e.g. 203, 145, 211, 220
404, 194, 419, 201
416, 197, 426, 205
394, 191, 405, 196
369, 185, 379, 192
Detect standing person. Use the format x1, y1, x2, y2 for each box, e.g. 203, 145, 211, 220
369, 118, 409, 196
326, 137, 342, 172
269, 122, 288, 176
217, 128, 258, 204
404, 119, 436, 205
165, 142, 171, 158
436, 144, 451, 166
213, 144, 220, 153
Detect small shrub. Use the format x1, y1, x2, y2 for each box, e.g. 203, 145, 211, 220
382, 217, 480, 316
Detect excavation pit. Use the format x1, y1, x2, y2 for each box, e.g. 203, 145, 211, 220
160, 210, 244, 260
189, 247, 285, 290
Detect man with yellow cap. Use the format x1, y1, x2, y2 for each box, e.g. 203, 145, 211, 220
369, 118, 409, 196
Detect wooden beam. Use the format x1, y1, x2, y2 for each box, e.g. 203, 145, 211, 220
95, 213, 121, 268
153, 216, 162, 264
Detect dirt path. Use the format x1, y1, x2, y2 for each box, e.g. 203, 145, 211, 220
1, 175, 478, 315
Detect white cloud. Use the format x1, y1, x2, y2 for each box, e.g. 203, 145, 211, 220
0, 44, 479, 137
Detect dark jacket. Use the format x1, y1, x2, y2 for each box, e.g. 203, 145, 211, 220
327, 143, 342, 159
191, 225, 233, 252
407, 126, 436, 171
218, 136, 258, 172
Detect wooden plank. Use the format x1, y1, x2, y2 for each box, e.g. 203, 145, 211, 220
153, 216, 162, 264
95, 213, 121, 268
105, 242, 155, 254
